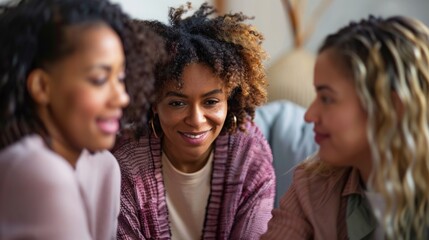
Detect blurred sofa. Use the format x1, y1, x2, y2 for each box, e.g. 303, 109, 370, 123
254, 100, 318, 207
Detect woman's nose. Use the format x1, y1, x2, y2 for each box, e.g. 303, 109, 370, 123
185, 105, 206, 126
304, 99, 317, 123
110, 80, 130, 109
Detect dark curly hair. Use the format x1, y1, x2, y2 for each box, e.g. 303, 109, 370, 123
139, 2, 268, 136
0, 0, 163, 149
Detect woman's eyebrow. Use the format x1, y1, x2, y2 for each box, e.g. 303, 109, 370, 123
164, 89, 223, 98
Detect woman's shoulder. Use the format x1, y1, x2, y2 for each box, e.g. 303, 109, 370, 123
224, 122, 270, 151
0, 137, 89, 238
112, 133, 145, 152
0, 135, 76, 181
111, 134, 160, 178
291, 163, 352, 206
292, 163, 351, 186
111, 134, 153, 162
0, 135, 80, 205
215, 122, 274, 178
235, 122, 266, 139
77, 149, 120, 181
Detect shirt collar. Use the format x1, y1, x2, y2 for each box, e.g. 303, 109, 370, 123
342, 167, 365, 197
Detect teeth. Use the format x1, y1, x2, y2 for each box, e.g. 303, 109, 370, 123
183, 133, 204, 139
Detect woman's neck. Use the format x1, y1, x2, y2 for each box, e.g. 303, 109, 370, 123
39, 108, 81, 168
50, 139, 81, 168
162, 143, 213, 173
356, 158, 373, 185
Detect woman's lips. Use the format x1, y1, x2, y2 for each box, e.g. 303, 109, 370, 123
97, 118, 120, 134
179, 130, 210, 145
314, 132, 330, 144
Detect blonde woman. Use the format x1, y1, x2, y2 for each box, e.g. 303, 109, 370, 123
262, 15, 429, 239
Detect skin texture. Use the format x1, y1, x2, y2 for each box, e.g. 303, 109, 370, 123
31, 24, 129, 166
304, 50, 372, 181
153, 63, 228, 173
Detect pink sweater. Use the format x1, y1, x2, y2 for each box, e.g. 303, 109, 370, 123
113, 123, 275, 240
0, 135, 120, 240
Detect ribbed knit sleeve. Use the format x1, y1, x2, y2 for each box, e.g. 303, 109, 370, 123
260, 170, 313, 239
113, 135, 170, 240
231, 124, 276, 239
203, 123, 276, 239
261, 166, 352, 240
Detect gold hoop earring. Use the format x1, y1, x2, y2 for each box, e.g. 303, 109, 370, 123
231, 114, 237, 132
149, 118, 159, 139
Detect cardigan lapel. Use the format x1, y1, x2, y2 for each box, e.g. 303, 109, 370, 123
201, 133, 230, 239
149, 135, 171, 239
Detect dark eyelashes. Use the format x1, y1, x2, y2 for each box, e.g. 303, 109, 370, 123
88, 77, 107, 86
88, 72, 126, 86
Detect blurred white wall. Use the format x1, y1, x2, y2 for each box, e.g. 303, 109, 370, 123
111, 0, 211, 23
226, 0, 429, 66
112, 0, 429, 67
2, 0, 426, 67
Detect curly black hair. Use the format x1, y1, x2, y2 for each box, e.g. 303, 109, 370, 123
0, 0, 163, 149
138, 2, 268, 136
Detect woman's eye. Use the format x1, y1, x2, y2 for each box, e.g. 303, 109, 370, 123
118, 72, 126, 83
320, 95, 333, 104
89, 77, 107, 86
205, 99, 219, 105
169, 101, 185, 107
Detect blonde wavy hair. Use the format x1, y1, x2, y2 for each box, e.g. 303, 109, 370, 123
307, 16, 429, 239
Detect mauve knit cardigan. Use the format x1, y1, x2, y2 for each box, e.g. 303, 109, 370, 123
113, 123, 275, 240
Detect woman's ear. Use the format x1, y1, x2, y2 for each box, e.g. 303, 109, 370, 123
391, 92, 404, 119
27, 69, 51, 105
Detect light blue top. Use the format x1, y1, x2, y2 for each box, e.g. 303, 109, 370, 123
254, 100, 318, 206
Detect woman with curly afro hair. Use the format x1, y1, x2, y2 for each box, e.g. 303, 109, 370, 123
113, 3, 275, 240
0, 0, 163, 239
